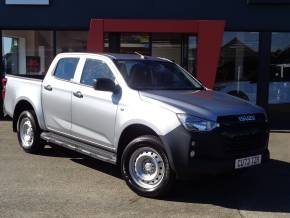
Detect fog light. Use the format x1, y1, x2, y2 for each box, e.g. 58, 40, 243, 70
191, 141, 196, 147
190, 150, 195, 158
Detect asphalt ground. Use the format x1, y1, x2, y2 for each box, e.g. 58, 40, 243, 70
1, 120, 290, 218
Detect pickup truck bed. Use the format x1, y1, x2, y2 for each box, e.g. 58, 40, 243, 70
4, 75, 46, 130
5, 74, 45, 80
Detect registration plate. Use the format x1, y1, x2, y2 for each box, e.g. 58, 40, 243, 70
235, 155, 262, 169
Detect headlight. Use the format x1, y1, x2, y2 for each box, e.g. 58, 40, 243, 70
177, 114, 219, 132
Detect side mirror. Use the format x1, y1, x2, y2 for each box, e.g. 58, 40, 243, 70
94, 78, 116, 92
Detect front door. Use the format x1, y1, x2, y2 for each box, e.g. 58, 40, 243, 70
71, 58, 118, 148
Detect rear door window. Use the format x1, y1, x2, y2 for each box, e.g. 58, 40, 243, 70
54, 58, 79, 81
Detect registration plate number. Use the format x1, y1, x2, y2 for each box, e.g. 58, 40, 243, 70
235, 155, 262, 169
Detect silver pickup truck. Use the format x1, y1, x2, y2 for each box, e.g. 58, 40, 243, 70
3, 53, 270, 197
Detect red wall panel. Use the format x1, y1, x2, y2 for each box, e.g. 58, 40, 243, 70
196, 21, 225, 88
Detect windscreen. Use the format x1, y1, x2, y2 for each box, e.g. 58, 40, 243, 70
114, 60, 203, 91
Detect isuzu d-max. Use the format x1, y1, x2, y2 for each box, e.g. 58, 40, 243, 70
3, 53, 270, 197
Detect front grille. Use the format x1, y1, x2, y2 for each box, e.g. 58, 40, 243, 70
217, 113, 266, 127
217, 113, 268, 156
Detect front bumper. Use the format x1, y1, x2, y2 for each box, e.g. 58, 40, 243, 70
181, 149, 270, 178
160, 115, 270, 179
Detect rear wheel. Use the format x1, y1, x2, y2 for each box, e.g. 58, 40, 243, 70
121, 135, 174, 198
17, 110, 44, 154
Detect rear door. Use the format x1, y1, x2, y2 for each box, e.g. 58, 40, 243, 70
42, 57, 80, 135
71, 57, 119, 148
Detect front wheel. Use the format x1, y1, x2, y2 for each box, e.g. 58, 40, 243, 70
121, 135, 174, 198
17, 110, 44, 154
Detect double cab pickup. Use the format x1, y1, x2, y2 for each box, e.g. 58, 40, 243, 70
3, 53, 270, 197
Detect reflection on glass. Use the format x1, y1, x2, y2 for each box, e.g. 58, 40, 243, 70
270, 33, 290, 104
56, 31, 88, 54
114, 59, 202, 90
214, 32, 259, 103
2, 30, 54, 75
269, 33, 290, 129
120, 33, 150, 55
2, 37, 19, 75
104, 33, 109, 52
187, 36, 197, 76
151, 33, 182, 65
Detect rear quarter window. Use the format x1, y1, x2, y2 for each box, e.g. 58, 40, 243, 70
54, 58, 79, 81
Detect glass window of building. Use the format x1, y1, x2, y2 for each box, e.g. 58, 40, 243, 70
269, 33, 290, 128
2, 30, 53, 75
104, 33, 109, 52
214, 32, 259, 104
152, 33, 182, 65
56, 31, 88, 54
270, 33, 290, 104
187, 36, 197, 76
120, 33, 150, 55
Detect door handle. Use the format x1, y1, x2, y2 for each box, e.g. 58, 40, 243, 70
73, 91, 83, 98
44, 85, 52, 91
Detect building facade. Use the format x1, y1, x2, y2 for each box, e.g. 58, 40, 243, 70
1, 0, 290, 128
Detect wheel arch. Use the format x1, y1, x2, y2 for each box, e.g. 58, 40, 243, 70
13, 100, 38, 132
116, 123, 175, 171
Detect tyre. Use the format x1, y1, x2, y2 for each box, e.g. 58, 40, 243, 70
17, 110, 44, 154
121, 135, 174, 198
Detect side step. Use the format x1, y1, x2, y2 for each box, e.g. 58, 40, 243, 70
41, 132, 117, 164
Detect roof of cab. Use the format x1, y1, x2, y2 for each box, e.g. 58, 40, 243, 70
57, 52, 171, 62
